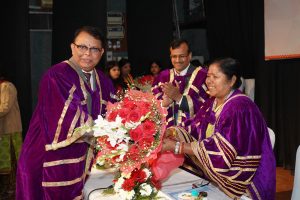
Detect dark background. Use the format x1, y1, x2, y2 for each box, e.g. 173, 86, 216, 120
0, 0, 299, 169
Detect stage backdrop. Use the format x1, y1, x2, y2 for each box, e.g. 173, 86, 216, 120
264, 0, 300, 60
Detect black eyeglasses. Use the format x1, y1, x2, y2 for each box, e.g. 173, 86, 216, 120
73, 43, 102, 54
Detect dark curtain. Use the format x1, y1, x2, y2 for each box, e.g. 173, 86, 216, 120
0, 0, 31, 138
205, 0, 300, 168
52, 0, 107, 69
126, 0, 173, 77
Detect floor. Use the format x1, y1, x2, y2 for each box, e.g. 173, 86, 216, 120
0, 173, 15, 200
276, 167, 294, 200
0, 167, 295, 199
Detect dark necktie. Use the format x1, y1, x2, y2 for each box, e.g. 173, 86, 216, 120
83, 72, 91, 88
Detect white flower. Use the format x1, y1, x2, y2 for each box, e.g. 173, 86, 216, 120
139, 183, 152, 196
93, 115, 129, 147
121, 172, 131, 179
96, 158, 105, 166
119, 189, 135, 200
116, 143, 129, 152
124, 121, 141, 129
114, 177, 125, 192
142, 168, 151, 179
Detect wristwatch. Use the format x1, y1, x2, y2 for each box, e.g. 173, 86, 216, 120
174, 141, 180, 154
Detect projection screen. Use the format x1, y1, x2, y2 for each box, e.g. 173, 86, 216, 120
264, 0, 300, 60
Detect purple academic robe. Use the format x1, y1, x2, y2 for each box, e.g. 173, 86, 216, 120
16, 60, 115, 200
172, 90, 276, 200
151, 65, 208, 128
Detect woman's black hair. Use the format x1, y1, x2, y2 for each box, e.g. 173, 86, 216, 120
210, 57, 242, 89
105, 61, 127, 89
105, 61, 119, 77
118, 58, 130, 68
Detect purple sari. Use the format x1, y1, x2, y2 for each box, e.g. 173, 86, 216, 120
151, 65, 208, 127
16, 60, 115, 200
172, 90, 276, 200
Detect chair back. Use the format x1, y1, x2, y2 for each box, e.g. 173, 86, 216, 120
244, 78, 255, 101
292, 145, 300, 200
268, 127, 275, 149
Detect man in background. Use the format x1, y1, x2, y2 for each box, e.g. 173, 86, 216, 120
152, 39, 208, 127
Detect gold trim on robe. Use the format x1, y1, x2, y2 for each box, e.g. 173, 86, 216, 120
53, 85, 76, 144
42, 173, 85, 187
67, 107, 81, 138
43, 155, 86, 167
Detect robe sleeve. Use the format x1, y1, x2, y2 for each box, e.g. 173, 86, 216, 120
151, 72, 164, 100
39, 71, 92, 151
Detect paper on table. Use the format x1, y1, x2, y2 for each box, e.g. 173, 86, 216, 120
161, 168, 231, 200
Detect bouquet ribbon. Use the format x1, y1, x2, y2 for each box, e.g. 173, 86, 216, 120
151, 151, 184, 181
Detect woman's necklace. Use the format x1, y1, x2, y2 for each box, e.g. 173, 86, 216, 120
205, 90, 235, 138
213, 90, 234, 113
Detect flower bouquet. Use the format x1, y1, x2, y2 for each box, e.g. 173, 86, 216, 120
134, 75, 154, 93
91, 90, 167, 199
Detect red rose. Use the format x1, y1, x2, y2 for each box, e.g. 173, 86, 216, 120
127, 145, 140, 161
139, 137, 154, 149
122, 98, 137, 110
107, 110, 118, 121
129, 126, 143, 142
127, 110, 141, 122
122, 178, 135, 191
118, 108, 129, 119
131, 169, 147, 183
142, 120, 156, 136
139, 101, 151, 109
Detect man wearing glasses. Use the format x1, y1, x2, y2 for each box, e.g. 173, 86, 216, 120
152, 39, 208, 128
16, 26, 115, 200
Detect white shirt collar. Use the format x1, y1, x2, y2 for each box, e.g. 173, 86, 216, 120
174, 64, 190, 76
82, 70, 93, 74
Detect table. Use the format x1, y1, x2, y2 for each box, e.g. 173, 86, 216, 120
83, 167, 234, 200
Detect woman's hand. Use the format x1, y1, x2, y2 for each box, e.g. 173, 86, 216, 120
164, 128, 178, 140
162, 138, 177, 152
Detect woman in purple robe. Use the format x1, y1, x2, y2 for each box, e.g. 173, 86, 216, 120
16, 26, 115, 200
162, 58, 276, 200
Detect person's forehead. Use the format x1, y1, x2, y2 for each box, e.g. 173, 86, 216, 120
208, 64, 222, 73
75, 32, 102, 46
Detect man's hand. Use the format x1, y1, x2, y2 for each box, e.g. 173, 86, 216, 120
161, 94, 173, 107
80, 130, 95, 145
161, 81, 182, 102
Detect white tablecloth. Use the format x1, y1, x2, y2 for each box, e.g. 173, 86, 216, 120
83, 167, 234, 200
